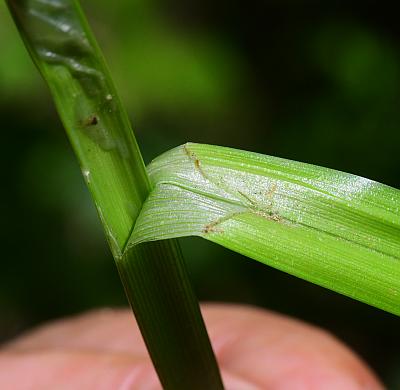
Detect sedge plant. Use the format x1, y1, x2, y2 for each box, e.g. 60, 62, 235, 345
6, 0, 400, 388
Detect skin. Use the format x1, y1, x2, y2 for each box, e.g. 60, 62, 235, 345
0, 304, 383, 389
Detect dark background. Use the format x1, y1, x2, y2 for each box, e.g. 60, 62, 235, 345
1, 0, 399, 386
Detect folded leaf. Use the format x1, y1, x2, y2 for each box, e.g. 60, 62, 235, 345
129, 143, 400, 316
7, 2, 224, 387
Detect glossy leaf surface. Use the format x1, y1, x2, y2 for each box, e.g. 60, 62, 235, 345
130, 143, 400, 316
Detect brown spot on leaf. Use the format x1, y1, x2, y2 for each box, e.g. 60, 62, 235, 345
183, 144, 207, 178
266, 182, 277, 199
254, 209, 283, 223
203, 222, 224, 234
83, 115, 98, 126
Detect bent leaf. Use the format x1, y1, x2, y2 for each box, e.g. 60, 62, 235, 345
129, 143, 400, 316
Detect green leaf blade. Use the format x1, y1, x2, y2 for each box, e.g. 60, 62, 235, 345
7, 0, 150, 255
130, 142, 400, 315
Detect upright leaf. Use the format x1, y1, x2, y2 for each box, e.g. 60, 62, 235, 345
7, 2, 224, 388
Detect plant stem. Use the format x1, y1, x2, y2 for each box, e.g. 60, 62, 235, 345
6, 0, 223, 388
119, 241, 224, 389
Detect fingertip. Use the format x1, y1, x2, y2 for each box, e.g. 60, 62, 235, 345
201, 303, 383, 390
0, 349, 160, 390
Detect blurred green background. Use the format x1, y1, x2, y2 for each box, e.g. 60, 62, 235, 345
1, 0, 399, 386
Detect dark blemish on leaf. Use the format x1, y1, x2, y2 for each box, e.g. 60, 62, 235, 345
269, 213, 283, 223
183, 143, 194, 158
183, 144, 198, 164
202, 211, 246, 235
79, 114, 116, 151
84, 115, 98, 126
203, 223, 224, 234
81, 114, 99, 127
183, 144, 207, 179
254, 209, 283, 223
203, 219, 224, 234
